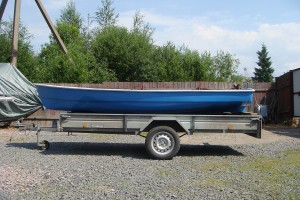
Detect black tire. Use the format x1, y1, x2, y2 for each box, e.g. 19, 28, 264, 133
39, 140, 50, 150
145, 126, 180, 160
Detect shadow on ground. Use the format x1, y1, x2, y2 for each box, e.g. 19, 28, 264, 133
6, 141, 244, 159
264, 125, 300, 139
179, 144, 244, 157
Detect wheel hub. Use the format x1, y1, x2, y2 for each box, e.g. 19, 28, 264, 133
153, 133, 173, 154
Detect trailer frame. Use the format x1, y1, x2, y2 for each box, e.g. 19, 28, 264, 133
34, 113, 262, 159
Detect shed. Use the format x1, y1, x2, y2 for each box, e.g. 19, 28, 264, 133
276, 68, 300, 124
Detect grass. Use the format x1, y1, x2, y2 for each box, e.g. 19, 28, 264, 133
156, 167, 180, 177
240, 149, 300, 199
188, 149, 300, 198
194, 178, 230, 189
241, 149, 300, 179
195, 160, 232, 171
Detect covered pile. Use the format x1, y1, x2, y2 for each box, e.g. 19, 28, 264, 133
0, 63, 42, 122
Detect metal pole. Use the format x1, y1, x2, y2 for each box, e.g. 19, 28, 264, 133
11, 0, 21, 66
0, 0, 8, 24
35, 0, 68, 54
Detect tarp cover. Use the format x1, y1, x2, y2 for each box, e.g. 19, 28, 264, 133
0, 63, 42, 122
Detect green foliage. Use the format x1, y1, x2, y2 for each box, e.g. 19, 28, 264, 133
151, 45, 242, 82
198, 52, 214, 81
253, 44, 274, 82
37, 1, 113, 83
0, 34, 11, 63
181, 49, 211, 81
152, 42, 188, 81
0, 20, 38, 82
92, 26, 156, 81
132, 11, 154, 39
36, 3, 88, 83
59, 0, 83, 30
95, 0, 119, 28
211, 51, 243, 82
38, 41, 87, 83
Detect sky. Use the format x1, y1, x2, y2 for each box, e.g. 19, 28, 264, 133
2, 0, 300, 77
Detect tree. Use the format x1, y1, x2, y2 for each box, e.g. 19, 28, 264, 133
253, 44, 274, 82
0, 20, 38, 82
59, 0, 83, 31
197, 52, 213, 81
132, 11, 154, 39
33, 0, 244, 83
152, 42, 188, 81
37, 1, 114, 83
0, 33, 11, 63
92, 26, 156, 81
180, 47, 210, 81
95, 0, 119, 28
211, 51, 242, 82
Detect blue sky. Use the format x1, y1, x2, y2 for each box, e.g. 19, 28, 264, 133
2, 0, 300, 77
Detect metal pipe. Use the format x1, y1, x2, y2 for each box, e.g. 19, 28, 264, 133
11, 0, 21, 66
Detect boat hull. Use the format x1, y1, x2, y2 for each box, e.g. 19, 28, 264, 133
35, 84, 254, 114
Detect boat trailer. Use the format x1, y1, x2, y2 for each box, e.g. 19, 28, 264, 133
31, 113, 262, 159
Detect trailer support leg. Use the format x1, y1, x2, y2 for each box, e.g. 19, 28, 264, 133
36, 126, 41, 147
36, 126, 50, 150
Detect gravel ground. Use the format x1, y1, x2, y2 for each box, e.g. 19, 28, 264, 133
0, 126, 299, 199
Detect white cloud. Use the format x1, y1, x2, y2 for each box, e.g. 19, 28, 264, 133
258, 23, 300, 52
256, 23, 300, 75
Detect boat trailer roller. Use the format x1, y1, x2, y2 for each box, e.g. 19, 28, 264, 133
33, 113, 262, 160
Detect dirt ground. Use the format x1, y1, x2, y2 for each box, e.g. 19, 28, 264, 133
181, 125, 300, 145
0, 125, 299, 145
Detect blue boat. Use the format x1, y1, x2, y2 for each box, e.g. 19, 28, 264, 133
35, 84, 254, 114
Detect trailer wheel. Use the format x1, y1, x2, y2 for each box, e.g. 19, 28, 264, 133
39, 140, 50, 150
145, 126, 180, 160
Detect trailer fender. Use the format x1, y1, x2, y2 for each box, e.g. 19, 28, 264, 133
139, 117, 190, 134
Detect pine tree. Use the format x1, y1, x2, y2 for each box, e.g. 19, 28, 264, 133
253, 44, 274, 82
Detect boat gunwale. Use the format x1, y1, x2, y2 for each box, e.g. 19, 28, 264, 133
35, 84, 255, 93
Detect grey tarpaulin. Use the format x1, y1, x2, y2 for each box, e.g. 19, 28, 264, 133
0, 63, 42, 122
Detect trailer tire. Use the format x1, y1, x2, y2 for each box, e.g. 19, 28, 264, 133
39, 140, 50, 150
145, 126, 180, 160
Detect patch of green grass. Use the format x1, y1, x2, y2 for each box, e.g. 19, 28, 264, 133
242, 149, 300, 180
191, 149, 300, 197
40, 186, 64, 195
139, 132, 147, 137
156, 167, 179, 177
194, 160, 233, 171
194, 178, 230, 189
240, 149, 300, 198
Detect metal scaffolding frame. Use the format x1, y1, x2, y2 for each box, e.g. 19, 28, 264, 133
0, 0, 68, 66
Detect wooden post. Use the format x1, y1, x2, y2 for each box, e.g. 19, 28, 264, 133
0, 0, 8, 24
35, 0, 68, 54
11, 0, 21, 66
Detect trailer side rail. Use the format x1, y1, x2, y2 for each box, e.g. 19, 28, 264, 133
59, 113, 262, 138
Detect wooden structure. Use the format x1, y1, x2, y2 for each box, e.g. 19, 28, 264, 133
276, 68, 300, 122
